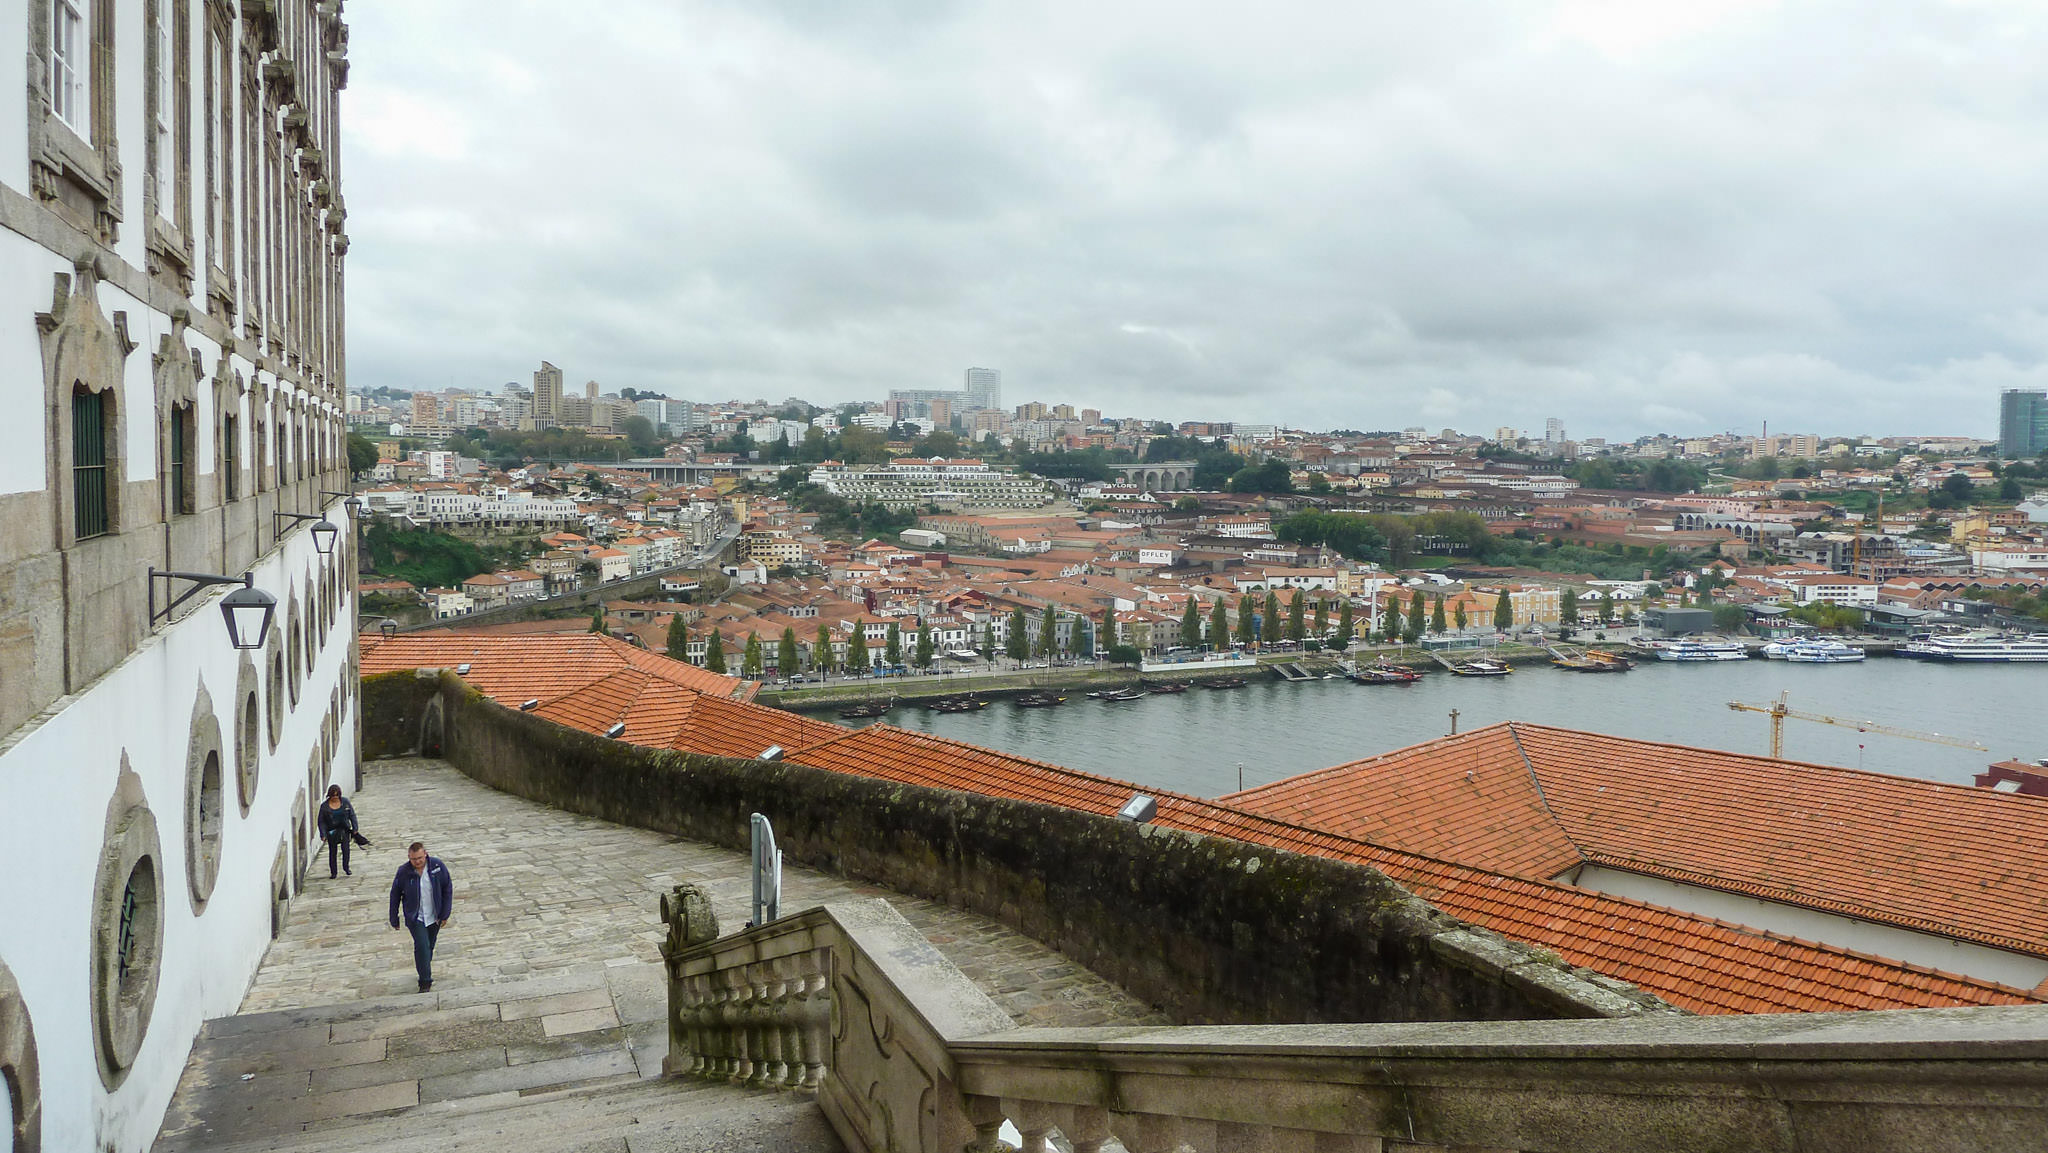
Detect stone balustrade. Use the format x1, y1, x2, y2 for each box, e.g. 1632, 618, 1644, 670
665, 892, 2048, 1153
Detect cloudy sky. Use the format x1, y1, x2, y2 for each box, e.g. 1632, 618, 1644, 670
343, 0, 2048, 441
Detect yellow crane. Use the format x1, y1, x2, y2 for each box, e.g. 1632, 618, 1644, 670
1727, 691, 1987, 759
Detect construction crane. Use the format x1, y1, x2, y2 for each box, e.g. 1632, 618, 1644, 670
1727, 691, 1987, 759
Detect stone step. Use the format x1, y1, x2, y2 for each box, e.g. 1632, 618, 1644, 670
191, 1075, 838, 1153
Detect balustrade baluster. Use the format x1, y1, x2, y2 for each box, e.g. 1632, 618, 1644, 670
723, 971, 753, 1083
793, 949, 830, 1091
1060, 1105, 1113, 1153
1001, 1098, 1064, 1153
1114, 1112, 1213, 1153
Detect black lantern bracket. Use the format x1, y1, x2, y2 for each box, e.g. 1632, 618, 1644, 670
273, 510, 340, 553
145, 569, 280, 650
320, 490, 364, 518
149, 569, 253, 626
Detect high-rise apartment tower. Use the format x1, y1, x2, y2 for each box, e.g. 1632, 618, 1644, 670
533, 361, 565, 426
964, 367, 1002, 412
2000, 389, 2048, 458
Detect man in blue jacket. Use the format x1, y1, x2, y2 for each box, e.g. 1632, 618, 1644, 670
389, 841, 454, 992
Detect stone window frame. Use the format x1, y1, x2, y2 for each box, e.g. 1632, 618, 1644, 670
285, 592, 302, 708
287, 788, 306, 895
202, 4, 235, 314
38, 262, 136, 551
183, 682, 225, 911
235, 654, 259, 813
144, 0, 196, 294
91, 759, 164, 1090
29, 0, 123, 246
0, 954, 43, 1153
264, 625, 284, 750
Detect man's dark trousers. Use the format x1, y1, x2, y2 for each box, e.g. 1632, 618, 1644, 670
407, 919, 441, 987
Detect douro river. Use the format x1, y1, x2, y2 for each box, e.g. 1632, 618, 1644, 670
852, 659, 2043, 798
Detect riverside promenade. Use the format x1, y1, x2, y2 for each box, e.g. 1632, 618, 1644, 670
153, 757, 1164, 1152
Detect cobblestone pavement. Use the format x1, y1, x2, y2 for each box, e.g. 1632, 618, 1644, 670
242, 757, 1166, 1029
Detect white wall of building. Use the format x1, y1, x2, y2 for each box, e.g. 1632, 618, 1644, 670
0, 508, 359, 1153
0, 232, 57, 494
1571, 865, 2048, 992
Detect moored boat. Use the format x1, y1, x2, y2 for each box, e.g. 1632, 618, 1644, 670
1900, 630, 2048, 662
1202, 677, 1248, 690
1447, 659, 1512, 677
1014, 691, 1067, 708
1783, 639, 1866, 663
1092, 687, 1149, 702
1144, 680, 1191, 694
837, 697, 896, 718
1350, 663, 1422, 684
1653, 638, 1749, 662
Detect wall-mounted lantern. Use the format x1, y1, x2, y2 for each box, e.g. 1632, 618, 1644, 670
148, 569, 276, 650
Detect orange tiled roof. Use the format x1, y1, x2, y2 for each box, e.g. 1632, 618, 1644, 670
1229, 722, 2048, 961
786, 725, 2041, 1016
360, 632, 758, 702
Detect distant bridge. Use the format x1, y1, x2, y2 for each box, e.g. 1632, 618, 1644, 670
1113, 460, 1196, 493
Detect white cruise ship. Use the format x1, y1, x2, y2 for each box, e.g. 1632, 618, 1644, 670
1900, 631, 2048, 662
1653, 638, 1751, 662
1762, 639, 1867, 663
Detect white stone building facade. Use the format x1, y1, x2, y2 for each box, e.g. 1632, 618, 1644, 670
0, 3, 353, 1150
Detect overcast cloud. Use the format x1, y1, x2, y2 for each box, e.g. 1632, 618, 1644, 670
344, 0, 2048, 440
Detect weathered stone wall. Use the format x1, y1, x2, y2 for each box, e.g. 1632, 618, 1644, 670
384, 672, 1658, 1025
358, 671, 440, 761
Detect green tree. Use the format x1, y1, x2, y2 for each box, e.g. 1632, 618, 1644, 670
1598, 591, 1616, 623
741, 632, 763, 678
1941, 472, 1976, 503
1180, 600, 1202, 649
1560, 590, 1579, 625
1036, 605, 1057, 658
1209, 600, 1229, 649
847, 626, 871, 673
665, 613, 688, 660
1237, 596, 1257, 646
1430, 595, 1447, 634
815, 621, 836, 674
1453, 600, 1467, 631
347, 432, 380, 478
1173, 496, 1203, 512
981, 621, 996, 658
1262, 591, 1282, 642
1076, 617, 1096, 659
884, 622, 902, 667
779, 627, 800, 676
1101, 606, 1117, 654
1312, 597, 1328, 635
1006, 608, 1030, 661
1495, 590, 1514, 630
704, 631, 726, 673
589, 605, 607, 633
1406, 590, 1426, 642
1286, 590, 1305, 641
1712, 602, 1748, 631
620, 414, 660, 456
914, 624, 935, 670
2001, 477, 2023, 501
1334, 601, 1355, 647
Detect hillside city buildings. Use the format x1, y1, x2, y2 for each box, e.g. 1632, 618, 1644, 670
0, 3, 355, 1151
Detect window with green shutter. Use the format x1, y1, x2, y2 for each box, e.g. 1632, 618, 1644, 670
73, 387, 108, 539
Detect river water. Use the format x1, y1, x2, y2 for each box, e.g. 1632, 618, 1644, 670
850, 660, 2045, 798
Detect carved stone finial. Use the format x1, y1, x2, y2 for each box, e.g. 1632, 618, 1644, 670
659, 882, 719, 963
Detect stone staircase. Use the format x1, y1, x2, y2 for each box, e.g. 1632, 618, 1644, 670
152, 964, 842, 1153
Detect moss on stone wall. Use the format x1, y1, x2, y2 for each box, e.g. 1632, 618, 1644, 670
407, 671, 1655, 1025
358, 671, 440, 760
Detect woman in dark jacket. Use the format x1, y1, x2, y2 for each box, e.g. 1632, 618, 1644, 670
316, 784, 364, 877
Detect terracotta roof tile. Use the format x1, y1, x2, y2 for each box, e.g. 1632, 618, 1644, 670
784, 725, 2043, 1016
